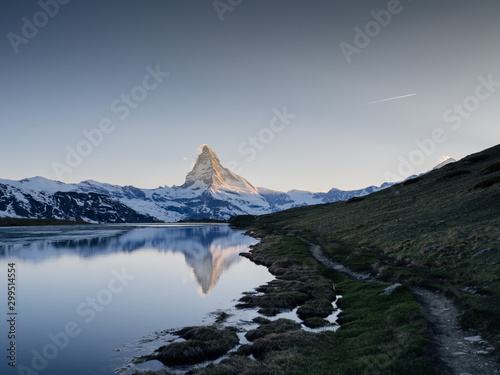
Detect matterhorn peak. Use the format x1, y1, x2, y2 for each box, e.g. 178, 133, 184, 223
183, 145, 258, 193
199, 144, 217, 156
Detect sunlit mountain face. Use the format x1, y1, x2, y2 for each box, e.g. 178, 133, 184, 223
0, 145, 401, 222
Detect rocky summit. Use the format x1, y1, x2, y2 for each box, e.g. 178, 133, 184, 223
0, 145, 416, 223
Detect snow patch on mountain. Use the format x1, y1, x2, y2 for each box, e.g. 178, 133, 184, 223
433, 156, 456, 170
0, 145, 434, 223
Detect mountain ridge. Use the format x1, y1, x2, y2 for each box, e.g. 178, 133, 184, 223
0, 145, 446, 223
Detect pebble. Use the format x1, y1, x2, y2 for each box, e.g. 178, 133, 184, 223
380, 283, 402, 296
453, 352, 467, 356
473, 248, 492, 257
464, 335, 482, 342
475, 350, 490, 356
428, 244, 442, 251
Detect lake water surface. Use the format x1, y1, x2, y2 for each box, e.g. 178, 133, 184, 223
0, 223, 274, 375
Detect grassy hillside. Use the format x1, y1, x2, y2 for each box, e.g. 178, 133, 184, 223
253, 144, 500, 341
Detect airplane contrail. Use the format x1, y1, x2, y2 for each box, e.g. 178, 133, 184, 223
360, 93, 417, 106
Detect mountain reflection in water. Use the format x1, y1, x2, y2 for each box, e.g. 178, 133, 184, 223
0, 223, 257, 295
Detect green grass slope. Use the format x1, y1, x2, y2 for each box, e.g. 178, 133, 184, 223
254, 144, 500, 341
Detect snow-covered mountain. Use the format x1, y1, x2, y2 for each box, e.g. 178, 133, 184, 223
0, 145, 446, 223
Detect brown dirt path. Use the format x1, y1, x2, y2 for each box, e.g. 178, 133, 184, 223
298, 236, 500, 375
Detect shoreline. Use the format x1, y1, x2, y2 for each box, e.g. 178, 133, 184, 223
132, 231, 437, 374
0, 217, 90, 227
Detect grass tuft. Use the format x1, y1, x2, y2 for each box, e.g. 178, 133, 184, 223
435, 169, 471, 181
473, 176, 500, 189
143, 326, 239, 366
483, 162, 500, 175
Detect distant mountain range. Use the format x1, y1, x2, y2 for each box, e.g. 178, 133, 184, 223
0, 145, 454, 223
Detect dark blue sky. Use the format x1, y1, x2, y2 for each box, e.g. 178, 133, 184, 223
1, 0, 499, 191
